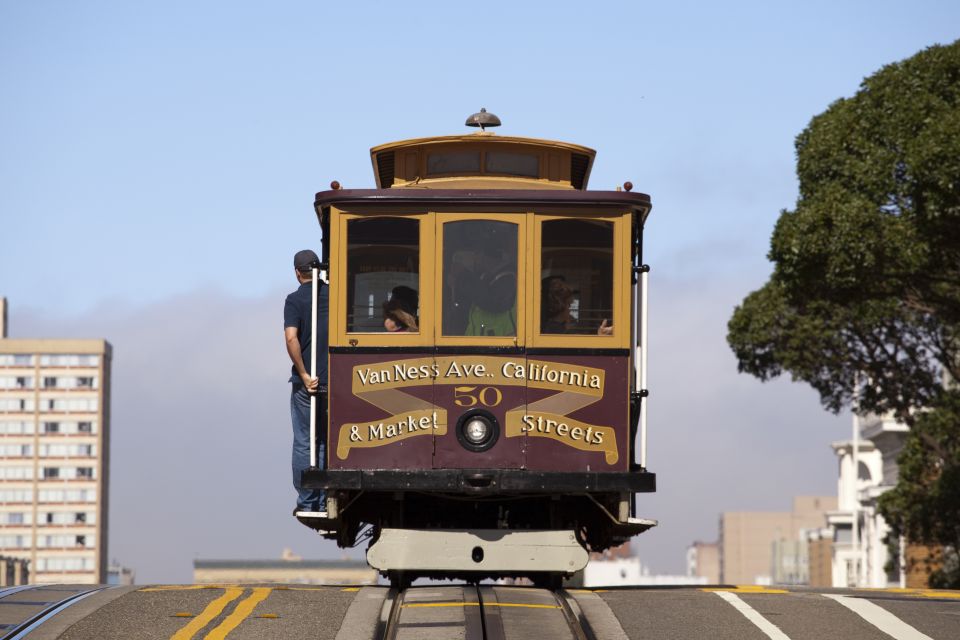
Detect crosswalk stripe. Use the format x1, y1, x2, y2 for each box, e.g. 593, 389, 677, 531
714, 591, 792, 640
821, 594, 934, 640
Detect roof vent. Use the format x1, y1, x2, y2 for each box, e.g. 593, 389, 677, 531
376, 151, 395, 188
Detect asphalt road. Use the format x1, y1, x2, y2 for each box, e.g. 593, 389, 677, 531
3, 583, 958, 639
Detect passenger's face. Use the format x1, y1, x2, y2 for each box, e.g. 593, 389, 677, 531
384, 317, 401, 332
550, 279, 572, 302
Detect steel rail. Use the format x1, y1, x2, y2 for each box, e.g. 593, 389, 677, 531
1, 586, 112, 640
0, 586, 41, 603
551, 589, 591, 640
378, 587, 404, 640
555, 590, 599, 640
380, 584, 592, 640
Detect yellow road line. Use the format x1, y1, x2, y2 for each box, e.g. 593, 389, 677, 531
402, 602, 561, 609
204, 587, 273, 640
143, 585, 226, 592
170, 587, 244, 640
859, 587, 960, 599
702, 585, 788, 594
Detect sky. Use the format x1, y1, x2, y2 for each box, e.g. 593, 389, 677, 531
1, 1, 957, 583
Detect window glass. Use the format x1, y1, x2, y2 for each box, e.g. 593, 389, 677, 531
346, 218, 420, 333
427, 151, 480, 176
442, 220, 518, 337
485, 151, 539, 177
540, 219, 614, 335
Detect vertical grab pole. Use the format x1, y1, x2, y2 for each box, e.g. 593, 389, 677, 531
309, 267, 318, 468
632, 262, 639, 467
639, 267, 649, 469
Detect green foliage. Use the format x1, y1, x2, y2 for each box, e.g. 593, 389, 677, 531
728, 40, 960, 577
878, 391, 960, 588
729, 40, 960, 420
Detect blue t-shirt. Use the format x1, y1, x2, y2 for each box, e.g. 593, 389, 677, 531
284, 281, 329, 384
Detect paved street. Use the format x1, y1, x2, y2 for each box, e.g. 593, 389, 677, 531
3, 583, 957, 639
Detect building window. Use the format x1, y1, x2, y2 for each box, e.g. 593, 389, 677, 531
75, 535, 86, 546
75, 512, 86, 523
42, 468, 59, 479
77, 468, 93, 479
43, 422, 60, 434
43, 377, 57, 389
77, 422, 92, 433
76, 377, 95, 388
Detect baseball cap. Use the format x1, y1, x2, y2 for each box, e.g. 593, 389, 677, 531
294, 249, 320, 271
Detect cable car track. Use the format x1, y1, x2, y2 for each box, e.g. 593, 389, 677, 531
0, 585, 112, 639
379, 585, 593, 640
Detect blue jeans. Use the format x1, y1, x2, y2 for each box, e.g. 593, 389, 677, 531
291, 383, 325, 511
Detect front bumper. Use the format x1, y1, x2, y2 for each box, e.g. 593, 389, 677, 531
301, 468, 656, 495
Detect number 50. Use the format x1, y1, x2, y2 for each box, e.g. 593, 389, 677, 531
453, 386, 503, 407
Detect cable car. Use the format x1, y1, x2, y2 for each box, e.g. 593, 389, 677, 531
300, 110, 655, 587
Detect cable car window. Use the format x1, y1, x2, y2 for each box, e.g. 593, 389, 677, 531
442, 220, 518, 337
485, 151, 539, 177
346, 217, 420, 333
427, 151, 481, 176
540, 219, 614, 335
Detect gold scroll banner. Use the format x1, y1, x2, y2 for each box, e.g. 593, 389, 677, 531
336, 408, 446, 460
339, 355, 617, 465
504, 410, 618, 465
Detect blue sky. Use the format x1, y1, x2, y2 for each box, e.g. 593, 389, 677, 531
1, 2, 957, 582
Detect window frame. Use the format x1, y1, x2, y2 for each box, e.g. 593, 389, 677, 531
434, 212, 527, 348
529, 212, 630, 349
332, 211, 434, 347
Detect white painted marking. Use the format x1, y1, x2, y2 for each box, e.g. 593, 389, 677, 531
714, 591, 792, 640
821, 594, 934, 640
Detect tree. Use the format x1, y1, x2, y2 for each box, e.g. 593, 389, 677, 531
727, 40, 960, 585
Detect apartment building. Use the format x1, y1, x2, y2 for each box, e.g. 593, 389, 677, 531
718, 496, 836, 585
0, 298, 110, 583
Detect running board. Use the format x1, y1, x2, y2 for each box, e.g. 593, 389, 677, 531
367, 528, 589, 574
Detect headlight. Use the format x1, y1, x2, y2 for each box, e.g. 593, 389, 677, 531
455, 409, 500, 452
464, 417, 491, 444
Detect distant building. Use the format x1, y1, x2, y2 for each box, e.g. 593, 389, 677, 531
0, 298, 111, 584
686, 541, 719, 584
194, 550, 376, 585
813, 411, 910, 588
107, 561, 135, 586
718, 496, 836, 585
0, 554, 29, 586
584, 555, 707, 587
806, 527, 834, 587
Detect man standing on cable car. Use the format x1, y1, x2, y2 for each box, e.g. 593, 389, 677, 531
284, 249, 328, 515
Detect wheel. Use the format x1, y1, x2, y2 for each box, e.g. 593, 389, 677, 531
531, 572, 563, 590
387, 570, 413, 590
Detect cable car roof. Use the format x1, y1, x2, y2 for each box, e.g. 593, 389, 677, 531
369, 133, 598, 190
